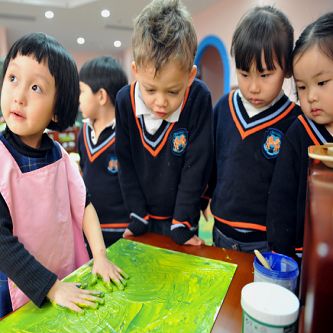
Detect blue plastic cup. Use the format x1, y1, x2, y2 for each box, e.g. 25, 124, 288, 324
253, 252, 299, 293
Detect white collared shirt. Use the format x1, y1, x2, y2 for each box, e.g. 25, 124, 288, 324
83, 118, 116, 145
135, 82, 182, 135
239, 90, 285, 118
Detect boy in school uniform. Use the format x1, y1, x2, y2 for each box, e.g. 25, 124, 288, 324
78, 56, 129, 248
115, 0, 213, 245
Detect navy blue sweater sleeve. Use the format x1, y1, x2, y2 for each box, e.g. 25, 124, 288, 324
115, 87, 149, 234
201, 98, 220, 203
266, 132, 301, 256
171, 85, 213, 237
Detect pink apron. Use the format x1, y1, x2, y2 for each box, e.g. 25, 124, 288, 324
0, 141, 89, 310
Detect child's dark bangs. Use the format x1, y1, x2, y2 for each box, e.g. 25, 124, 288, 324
234, 39, 265, 72
262, 43, 277, 71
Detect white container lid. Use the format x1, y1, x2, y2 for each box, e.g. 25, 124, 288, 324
241, 282, 299, 326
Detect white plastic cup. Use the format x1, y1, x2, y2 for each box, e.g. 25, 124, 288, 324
253, 252, 299, 293
241, 282, 299, 333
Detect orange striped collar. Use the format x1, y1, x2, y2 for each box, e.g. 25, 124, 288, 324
129, 81, 190, 157
229, 90, 295, 139
83, 123, 115, 162
297, 114, 330, 145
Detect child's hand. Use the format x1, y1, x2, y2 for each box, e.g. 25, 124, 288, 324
123, 228, 134, 238
92, 255, 128, 290
47, 280, 103, 312
184, 235, 205, 246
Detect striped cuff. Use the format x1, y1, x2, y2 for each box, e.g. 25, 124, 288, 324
170, 224, 194, 244
128, 214, 149, 236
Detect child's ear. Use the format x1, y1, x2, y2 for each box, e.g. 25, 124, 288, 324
98, 88, 109, 105
131, 61, 138, 78
187, 65, 197, 87
52, 114, 58, 123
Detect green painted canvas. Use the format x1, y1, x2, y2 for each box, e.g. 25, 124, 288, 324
0, 239, 237, 332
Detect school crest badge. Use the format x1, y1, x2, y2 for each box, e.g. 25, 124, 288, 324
171, 129, 188, 155
262, 128, 283, 159
107, 153, 118, 174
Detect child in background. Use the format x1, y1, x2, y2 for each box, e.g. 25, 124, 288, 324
116, 0, 213, 245
209, 6, 300, 252
267, 12, 333, 257
0, 33, 125, 318
78, 56, 129, 248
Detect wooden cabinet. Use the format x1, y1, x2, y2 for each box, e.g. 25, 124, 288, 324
299, 160, 333, 332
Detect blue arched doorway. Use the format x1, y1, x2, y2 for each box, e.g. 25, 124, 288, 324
195, 35, 230, 105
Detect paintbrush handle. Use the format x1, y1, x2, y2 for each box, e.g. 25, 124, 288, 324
254, 250, 271, 270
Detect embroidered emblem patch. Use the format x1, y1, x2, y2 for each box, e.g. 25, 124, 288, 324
107, 154, 118, 174
262, 128, 283, 159
171, 129, 188, 155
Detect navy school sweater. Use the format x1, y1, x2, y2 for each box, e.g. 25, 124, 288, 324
267, 115, 333, 256
115, 79, 213, 244
211, 90, 301, 242
78, 123, 129, 229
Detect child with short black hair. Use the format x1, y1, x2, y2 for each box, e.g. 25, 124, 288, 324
116, 0, 213, 245
209, 6, 300, 252
267, 12, 333, 257
0, 33, 125, 317
78, 56, 129, 248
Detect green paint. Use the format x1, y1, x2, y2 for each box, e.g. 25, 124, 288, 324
199, 215, 214, 246
0, 239, 236, 332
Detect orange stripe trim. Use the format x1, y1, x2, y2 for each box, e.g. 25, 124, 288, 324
295, 247, 303, 251
130, 82, 190, 157
83, 123, 115, 162
229, 91, 246, 139
172, 219, 192, 229
298, 115, 320, 145
214, 214, 267, 232
229, 91, 296, 139
149, 214, 171, 220
101, 223, 129, 228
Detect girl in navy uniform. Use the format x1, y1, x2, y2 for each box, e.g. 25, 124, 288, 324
208, 6, 300, 252
0, 33, 125, 318
267, 12, 333, 257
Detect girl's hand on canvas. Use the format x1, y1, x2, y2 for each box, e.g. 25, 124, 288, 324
123, 228, 133, 238
92, 254, 128, 289
185, 235, 205, 246
47, 280, 103, 312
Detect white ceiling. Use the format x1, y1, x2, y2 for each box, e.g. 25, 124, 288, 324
0, 0, 219, 54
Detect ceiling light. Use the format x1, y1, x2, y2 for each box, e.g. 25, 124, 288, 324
114, 40, 121, 48
45, 11, 54, 19
101, 9, 110, 18
77, 37, 85, 45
